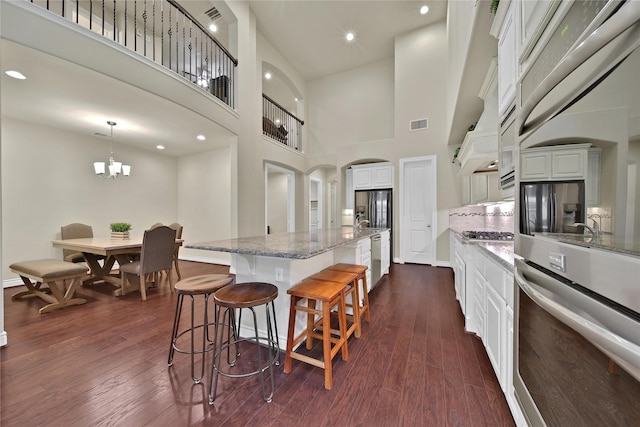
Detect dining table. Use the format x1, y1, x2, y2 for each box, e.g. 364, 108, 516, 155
51, 236, 182, 295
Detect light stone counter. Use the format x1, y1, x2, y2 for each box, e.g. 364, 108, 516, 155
187, 228, 387, 259
187, 228, 388, 349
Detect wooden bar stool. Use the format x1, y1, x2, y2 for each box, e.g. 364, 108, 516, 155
168, 274, 235, 384
284, 278, 349, 390
327, 263, 370, 323
209, 282, 280, 404
310, 269, 361, 339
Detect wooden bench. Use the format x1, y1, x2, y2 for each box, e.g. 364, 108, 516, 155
10, 259, 88, 314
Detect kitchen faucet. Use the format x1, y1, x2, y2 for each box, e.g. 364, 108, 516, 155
355, 219, 370, 230
572, 222, 598, 237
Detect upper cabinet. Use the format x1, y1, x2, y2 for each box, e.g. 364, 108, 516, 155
520, 144, 591, 181
516, 1, 560, 74
352, 162, 394, 190
345, 168, 354, 210
491, 0, 516, 119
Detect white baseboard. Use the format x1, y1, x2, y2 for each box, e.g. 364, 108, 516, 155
0, 331, 7, 347
3, 277, 24, 289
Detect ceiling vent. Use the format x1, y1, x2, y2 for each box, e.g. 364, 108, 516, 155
204, 7, 221, 21
410, 118, 428, 131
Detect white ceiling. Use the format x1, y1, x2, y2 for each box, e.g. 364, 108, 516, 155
249, 0, 448, 81
1, 0, 449, 157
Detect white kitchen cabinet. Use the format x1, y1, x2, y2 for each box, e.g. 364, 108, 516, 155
520, 144, 590, 181
586, 148, 601, 206
465, 172, 501, 205
345, 168, 354, 210
450, 232, 467, 315
461, 175, 471, 205
496, 1, 516, 118
485, 283, 506, 390
380, 230, 390, 274
516, 0, 560, 75
334, 237, 372, 291
351, 162, 394, 190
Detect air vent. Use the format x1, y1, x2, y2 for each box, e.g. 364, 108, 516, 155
410, 118, 428, 131
204, 7, 221, 21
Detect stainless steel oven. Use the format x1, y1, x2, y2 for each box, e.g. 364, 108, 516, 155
514, 1, 640, 425
515, 257, 640, 426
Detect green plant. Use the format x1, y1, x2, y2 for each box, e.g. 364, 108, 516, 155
110, 222, 132, 232
490, 0, 500, 14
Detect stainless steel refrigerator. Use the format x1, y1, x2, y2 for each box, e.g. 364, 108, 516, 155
355, 189, 392, 229
520, 181, 585, 235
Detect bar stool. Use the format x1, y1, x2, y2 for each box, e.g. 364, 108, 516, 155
209, 282, 280, 404
309, 269, 361, 339
284, 278, 349, 390
168, 274, 235, 384
327, 263, 370, 323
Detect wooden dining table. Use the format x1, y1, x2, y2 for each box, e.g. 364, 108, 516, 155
51, 236, 182, 295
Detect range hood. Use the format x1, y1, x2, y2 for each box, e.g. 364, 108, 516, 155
457, 59, 499, 176
457, 129, 499, 175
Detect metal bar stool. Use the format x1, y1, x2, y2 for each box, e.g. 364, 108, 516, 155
168, 274, 235, 384
327, 263, 370, 323
309, 269, 361, 339
284, 278, 349, 390
208, 282, 280, 404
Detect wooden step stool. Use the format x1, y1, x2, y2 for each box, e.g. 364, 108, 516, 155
10, 259, 88, 314
284, 278, 349, 390
309, 269, 361, 339
327, 263, 370, 323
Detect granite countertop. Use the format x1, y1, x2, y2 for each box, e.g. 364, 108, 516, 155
187, 228, 389, 260
536, 232, 640, 258
452, 231, 519, 270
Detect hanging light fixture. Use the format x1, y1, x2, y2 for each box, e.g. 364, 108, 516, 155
94, 121, 131, 179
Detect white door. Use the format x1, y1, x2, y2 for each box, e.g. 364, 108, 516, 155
400, 156, 436, 264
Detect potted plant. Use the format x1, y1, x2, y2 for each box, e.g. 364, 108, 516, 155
110, 222, 132, 239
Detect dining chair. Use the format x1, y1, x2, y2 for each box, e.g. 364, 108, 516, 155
60, 223, 103, 263
119, 225, 176, 300
168, 223, 183, 280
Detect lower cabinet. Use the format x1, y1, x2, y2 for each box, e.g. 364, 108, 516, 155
485, 283, 506, 390
334, 236, 372, 291
449, 232, 517, 415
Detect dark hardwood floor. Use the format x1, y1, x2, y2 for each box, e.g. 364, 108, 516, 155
1, 261, 514, 426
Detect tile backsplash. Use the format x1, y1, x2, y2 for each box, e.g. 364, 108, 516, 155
449, 202, 515, 233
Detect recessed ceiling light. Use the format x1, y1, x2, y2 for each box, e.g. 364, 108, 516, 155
346, 32, 355, 42
209, 23, 217, 32
264, 72, 272, 80
196, 135, 206, 141
420, 5, 429, 15
5, 70, 26, 80
294, 97, 298, 102
156, 145, 165, 150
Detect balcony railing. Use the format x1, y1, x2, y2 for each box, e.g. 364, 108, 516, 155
262, 95, 304, 152
27, 0, 237, 109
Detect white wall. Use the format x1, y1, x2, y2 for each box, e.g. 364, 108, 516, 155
177, 146, 233, 264
394, 21, 457, 262
306, 58, 395, 156
1, 117, 178, 281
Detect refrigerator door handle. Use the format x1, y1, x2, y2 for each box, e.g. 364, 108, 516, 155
550, 187, 556, 232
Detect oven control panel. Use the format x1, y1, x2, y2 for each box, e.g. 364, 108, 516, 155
548, 252, 567, 272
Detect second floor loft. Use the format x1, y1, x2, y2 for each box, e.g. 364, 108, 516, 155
12, 0, 307, 154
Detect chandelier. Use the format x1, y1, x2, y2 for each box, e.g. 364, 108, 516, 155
94, 121, 131, 178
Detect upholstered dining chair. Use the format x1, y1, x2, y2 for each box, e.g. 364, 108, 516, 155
168, 223, 183, 280
119, 225, 176, 300
60, 223, 103, 263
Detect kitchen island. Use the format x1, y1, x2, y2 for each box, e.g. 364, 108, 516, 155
187, 228, 389, 348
